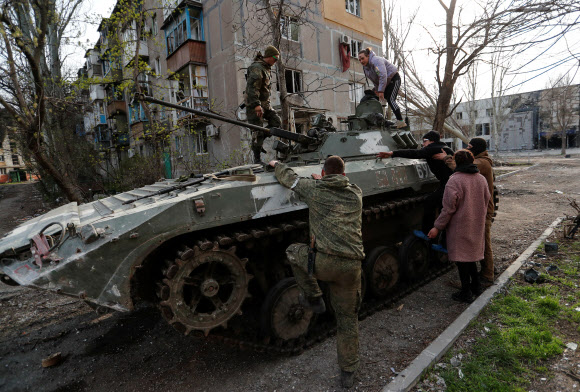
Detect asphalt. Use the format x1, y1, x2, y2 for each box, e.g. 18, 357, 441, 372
381, 217, 564, 392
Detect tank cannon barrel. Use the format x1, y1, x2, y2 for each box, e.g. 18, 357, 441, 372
133, 94, 317, 145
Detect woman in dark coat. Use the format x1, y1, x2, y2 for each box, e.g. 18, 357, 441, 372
428, 150, 490, 303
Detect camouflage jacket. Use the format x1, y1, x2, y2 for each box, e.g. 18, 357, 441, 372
245, 57, 273, 111
275, 163, 365, 260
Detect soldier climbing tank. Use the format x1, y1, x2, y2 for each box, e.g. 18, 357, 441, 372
0, 92, 468, 351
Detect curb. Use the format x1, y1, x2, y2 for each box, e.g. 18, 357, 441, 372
382, 217, 564, 392
495, 163, 539, 181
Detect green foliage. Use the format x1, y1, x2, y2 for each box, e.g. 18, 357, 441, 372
436, 284, 565, 391
105, 154, 163, 194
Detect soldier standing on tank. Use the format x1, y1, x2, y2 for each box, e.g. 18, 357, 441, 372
246, 45, 282, 164
269, 156, 365, 389
377, 131, 454, 236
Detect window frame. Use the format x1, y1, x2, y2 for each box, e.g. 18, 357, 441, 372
349, 82, 364, 103
285, 69, 302, 94
165, 7, 204, 56
194, 129, 208, 154
350, 40, 363, 58
281, 16, 299, 41
345, 0, 361, 17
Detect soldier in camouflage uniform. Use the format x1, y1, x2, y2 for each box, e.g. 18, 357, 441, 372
246, 45, 282, 163
269, 156, 364, 388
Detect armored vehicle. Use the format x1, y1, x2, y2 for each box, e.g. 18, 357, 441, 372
0, 93, 444, 349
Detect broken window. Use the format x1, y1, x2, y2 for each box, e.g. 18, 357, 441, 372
281, 16, 299, 41
483, 123, 491, 135
350, 40, 362, 58
346, 0, 360, 17
285, 69, 302, 94
456, 112, 463, 120
194, 129, 208, 154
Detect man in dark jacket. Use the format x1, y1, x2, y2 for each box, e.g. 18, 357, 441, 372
377, 130, 454, 234
245, 45, 282, 163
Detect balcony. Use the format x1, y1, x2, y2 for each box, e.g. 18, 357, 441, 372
107, 100, 127, 118
90, 85, 106, 101
167, 40, 206, 72
176, 96, 209, 119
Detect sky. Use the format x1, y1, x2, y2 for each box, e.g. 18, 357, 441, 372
394, 0, 580, 100
70, 0, 580, 100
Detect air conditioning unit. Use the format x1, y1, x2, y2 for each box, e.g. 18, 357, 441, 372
340, 35, 351, 45
206, 124, 219, 138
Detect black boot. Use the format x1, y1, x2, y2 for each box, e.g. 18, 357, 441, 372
469, 262, 481, 296
253, 149, 263, 164
451, 290, 474, 303
454, 263, 474, 303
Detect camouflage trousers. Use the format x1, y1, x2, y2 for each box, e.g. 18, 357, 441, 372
287, 245, 362, 372
247, 107, 281, 158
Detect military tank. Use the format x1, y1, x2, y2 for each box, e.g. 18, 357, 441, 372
0, 93, 447, 350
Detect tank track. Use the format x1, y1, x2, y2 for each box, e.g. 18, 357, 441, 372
157, 193, 452, 354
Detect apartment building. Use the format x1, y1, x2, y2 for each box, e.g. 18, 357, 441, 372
450, 85, 580, 152
80, 0, 383, 177
0, 135, 27, 183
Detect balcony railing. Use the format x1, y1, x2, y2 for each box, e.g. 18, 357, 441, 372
176, 96, 209, 118
107, 100, 127, 118
167, 40, 206, 72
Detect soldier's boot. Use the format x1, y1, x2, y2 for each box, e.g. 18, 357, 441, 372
298, 294, 326, 314
340, 370, 355, 388
395, 120, 407, 128
253, 149, 263, 165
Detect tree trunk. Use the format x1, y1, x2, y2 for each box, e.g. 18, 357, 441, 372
433, 80, 454, 134
561, 129, 567, 154
27, 132, 84, 202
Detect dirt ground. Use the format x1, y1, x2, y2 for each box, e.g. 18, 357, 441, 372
1, 156, 579, 392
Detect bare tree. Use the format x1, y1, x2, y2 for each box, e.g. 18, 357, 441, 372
0, 0, 88, 202
463, 62, 479, 139
385, 0, 579, 141
542, 74, 578, 154
490, 47, 514, 156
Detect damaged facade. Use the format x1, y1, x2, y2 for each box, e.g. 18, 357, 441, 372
79, 0, 382, 178
448, 85, 580, 151
0, 134, 27, 184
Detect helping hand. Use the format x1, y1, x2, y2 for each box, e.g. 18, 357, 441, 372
376, 151, 393, 159
311, 173, 322, 180
268, 160, 279, 168
427, 228, 439, 239
433, 149, 448, 161
255, 105, 264, 118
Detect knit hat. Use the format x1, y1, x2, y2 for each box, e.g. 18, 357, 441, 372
423, 131, 440, 142
468, 137, 487, 156
264, 45, 280, 59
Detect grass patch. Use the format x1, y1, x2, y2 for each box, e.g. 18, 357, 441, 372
415, 227, 580, 392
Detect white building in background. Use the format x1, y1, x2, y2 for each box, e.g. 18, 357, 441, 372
449, 85, 580, 152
